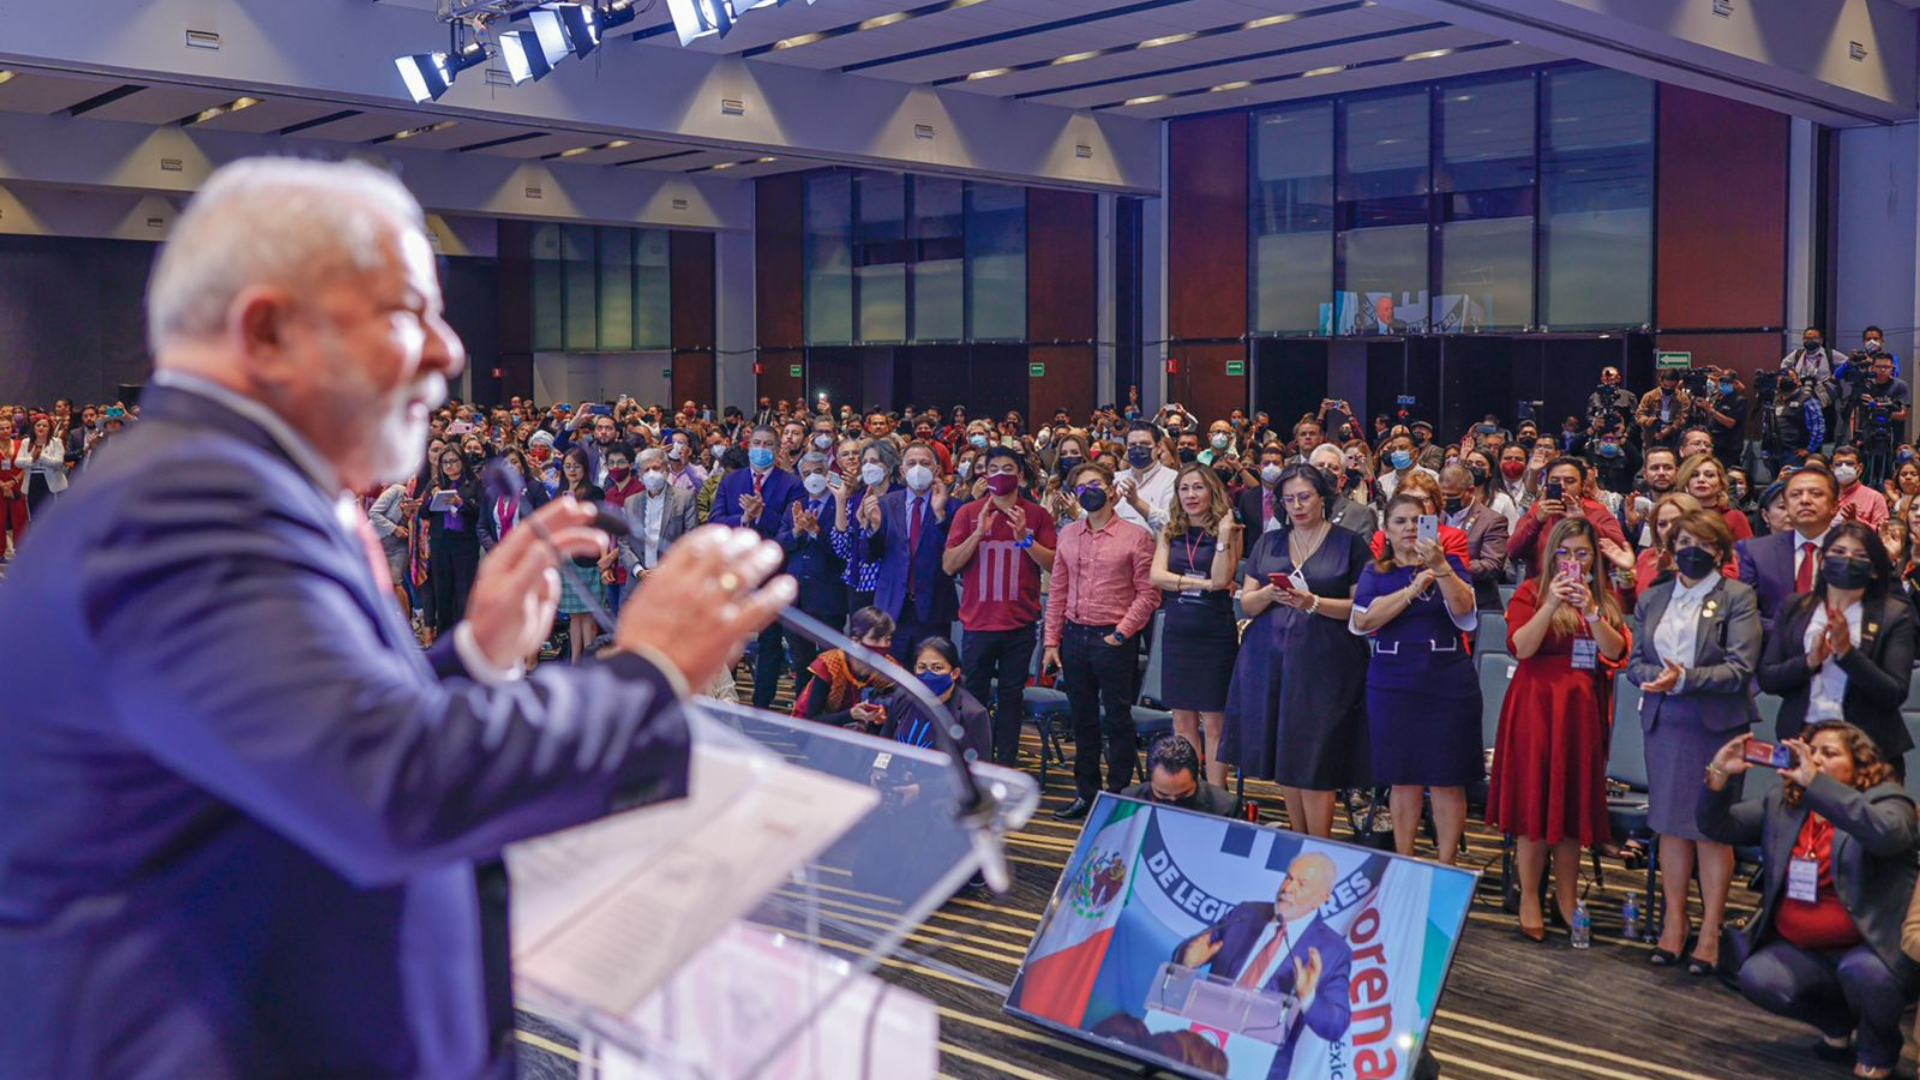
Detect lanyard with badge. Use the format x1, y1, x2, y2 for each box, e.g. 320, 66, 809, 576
1787, 815, 1830, 903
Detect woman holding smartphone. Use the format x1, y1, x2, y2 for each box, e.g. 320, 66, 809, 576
1488, 516, 1630, 941
1351, 494, 1481, 863
1701, 722, 1916, 1080
423, 446, 484, 644
1149, 465, 1242, 787
1222, 464, 1372, 838
1628, 509, 1762, 974
1756, 523, 1915, 772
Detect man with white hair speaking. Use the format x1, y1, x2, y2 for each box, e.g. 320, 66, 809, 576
0, 158, 795, 1078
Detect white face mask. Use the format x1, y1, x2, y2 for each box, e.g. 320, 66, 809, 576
904, 464, 935, 492
1260, 463, 1284, 486
813, 434, 834, 450
1211, 433, 1231, 450
667, 444, 685, 461
803, 472, 830, 496
641, 469, 667, 494
860, 462, 887, 486
1835, 464, 1860, 486
958, 460, 973, 479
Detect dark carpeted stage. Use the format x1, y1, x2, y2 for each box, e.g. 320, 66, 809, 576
512, 702, 1902, 1080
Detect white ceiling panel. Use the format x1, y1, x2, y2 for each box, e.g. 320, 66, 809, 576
1119, 42, 1558, 118
81, 85, 241, 125
0, 71, 117, 115
187, 96, 351, 134
294, 108, 452, 143
1042, 25, 1506, 110
468, 130, 615, 158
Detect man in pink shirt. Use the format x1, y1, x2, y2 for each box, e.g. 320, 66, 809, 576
1043, 460, 1161, 820
943, 447, 1057, 767
1831, 445, 1888, 529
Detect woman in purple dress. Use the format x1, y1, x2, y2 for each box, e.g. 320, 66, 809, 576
1351, 493, 1483, 864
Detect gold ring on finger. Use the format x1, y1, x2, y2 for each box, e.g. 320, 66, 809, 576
717, 571, 742, 593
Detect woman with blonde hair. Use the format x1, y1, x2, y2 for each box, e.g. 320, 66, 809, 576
1488, 516, 1631, 941
1676, 454, 1754, 543
1599, 491, 1703, 604
1149, 464, 1242, 785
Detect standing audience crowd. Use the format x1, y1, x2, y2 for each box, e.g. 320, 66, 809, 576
12, 333, 1920, 1078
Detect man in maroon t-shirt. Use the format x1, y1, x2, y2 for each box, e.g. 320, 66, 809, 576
943, 446, 1057, 765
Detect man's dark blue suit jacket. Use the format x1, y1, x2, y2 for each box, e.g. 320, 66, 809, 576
863, 487, 958, 626
1173, 899, 1353, 1077
0, 387, 691, 1079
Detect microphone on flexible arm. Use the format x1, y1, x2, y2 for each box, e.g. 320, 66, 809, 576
776, 606, 1014, 895
481, 457, 625, 638
481, 457, 1012, 893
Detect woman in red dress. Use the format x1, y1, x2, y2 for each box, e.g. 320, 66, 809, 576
1488, 516, 1631, 941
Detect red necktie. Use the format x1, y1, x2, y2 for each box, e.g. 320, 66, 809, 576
1795, 541, 1816, 593
1235, 923, 1290, 990
354, 510, 397, 597
497, 496, 516, 534
753, 473, 764, 498
907, 497, 923, 593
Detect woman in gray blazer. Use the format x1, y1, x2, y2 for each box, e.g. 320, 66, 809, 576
1700, 721, 1917, 1080
1630, 509, 1761, 975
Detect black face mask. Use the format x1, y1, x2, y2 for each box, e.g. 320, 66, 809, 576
1673, 545, 1719, 581
1177, 448, 1199, 464
1077, 487, 1109, 513
1411, 432, 1429, 447
1442, 496, 1466, 514
1468, 467, 1489, 486
1214, 467, 1235, 484
1824, 554, 1873, 591
1057, 456, 1084, 477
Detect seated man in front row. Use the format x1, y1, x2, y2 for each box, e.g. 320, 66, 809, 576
1172, 852, 1353, 1076
1120, 735, 1242, 819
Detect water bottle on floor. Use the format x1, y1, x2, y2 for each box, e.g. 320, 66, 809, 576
1571, 897, 1593, 950
1620, 892, 1641, 942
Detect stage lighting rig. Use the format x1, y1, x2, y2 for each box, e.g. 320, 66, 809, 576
664, 0, 816, 48
394, 2, 647, 97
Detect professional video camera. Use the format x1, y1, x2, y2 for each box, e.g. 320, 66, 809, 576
1752, 368, 1780, 406
1681, 367, 1712, 398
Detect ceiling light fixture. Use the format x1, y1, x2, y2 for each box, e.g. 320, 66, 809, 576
1139, 33, 1196, 48
181, 96, 262, 126
966, 67, 1012, 80
1123, 93, 1171, 107
668, 0, 817, 48
1302, 65, 1345, 77
498, 30, 553, 83
396, 39, 487, 103
1404, 48, 1453, 61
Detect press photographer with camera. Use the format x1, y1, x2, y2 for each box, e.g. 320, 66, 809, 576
1586, 367, 1637, 439
1782, 328, 1838, 383
1758, 366, 1826, 474
1849, 352, 1909, 489
1637, 369, 1692, 451
1694, 366, 1751, 465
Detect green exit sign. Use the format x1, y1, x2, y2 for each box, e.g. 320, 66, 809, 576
789, 364, 803, 378
1030, 362, 1046, 377
1226, 360, 1246, 377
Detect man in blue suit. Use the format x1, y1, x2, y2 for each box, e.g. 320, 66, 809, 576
1737, 466, 1838, 626
710, 424, 804, 708
778, 450, 850, 703
0, 158, 795, 1080
1173, 852, 1353, 1078
862, 441, 959, 661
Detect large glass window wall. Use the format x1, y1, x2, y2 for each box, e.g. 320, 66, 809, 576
530, 223, 670, 352
803, 170, 1027, 345
1250, 63, 1653, 337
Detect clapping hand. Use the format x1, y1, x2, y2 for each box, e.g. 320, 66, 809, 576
1825, 608, 1854, 657
1640, 658, 1684, 694
1003, 501, 1028, 537
974, 503, 999, 538
738, 492, 764, 525
858, 495, 884, 532
1598, 537, 1635, 572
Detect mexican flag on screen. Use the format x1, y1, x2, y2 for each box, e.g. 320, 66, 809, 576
1016, 799, 1152, 1027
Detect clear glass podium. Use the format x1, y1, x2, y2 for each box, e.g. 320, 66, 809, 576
506, 700, 1041, 1080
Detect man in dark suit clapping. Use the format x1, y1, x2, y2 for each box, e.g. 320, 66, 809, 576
710, 424, 805, 708
0, 157, 796, 1080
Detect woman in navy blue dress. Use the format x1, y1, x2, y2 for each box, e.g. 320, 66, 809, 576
1351, 493, 1482, 864
1150, 464, 1243, 788
1222, 464, 1371, 838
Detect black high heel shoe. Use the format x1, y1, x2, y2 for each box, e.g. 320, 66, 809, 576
1649, 931, 1696, 967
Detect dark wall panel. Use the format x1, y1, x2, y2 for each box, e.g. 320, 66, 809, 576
670, 229, 717, 409
441, 255, 500, 404
0, 236, 152, 407
756, 173, 806, 406
495, 219, 533, 402
1026, 187, 1098, 421
1167, 112, 1250, 423
1656, 85, 1789, 332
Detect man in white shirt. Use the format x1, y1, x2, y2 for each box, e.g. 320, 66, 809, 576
1114, 421, 1176, 532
